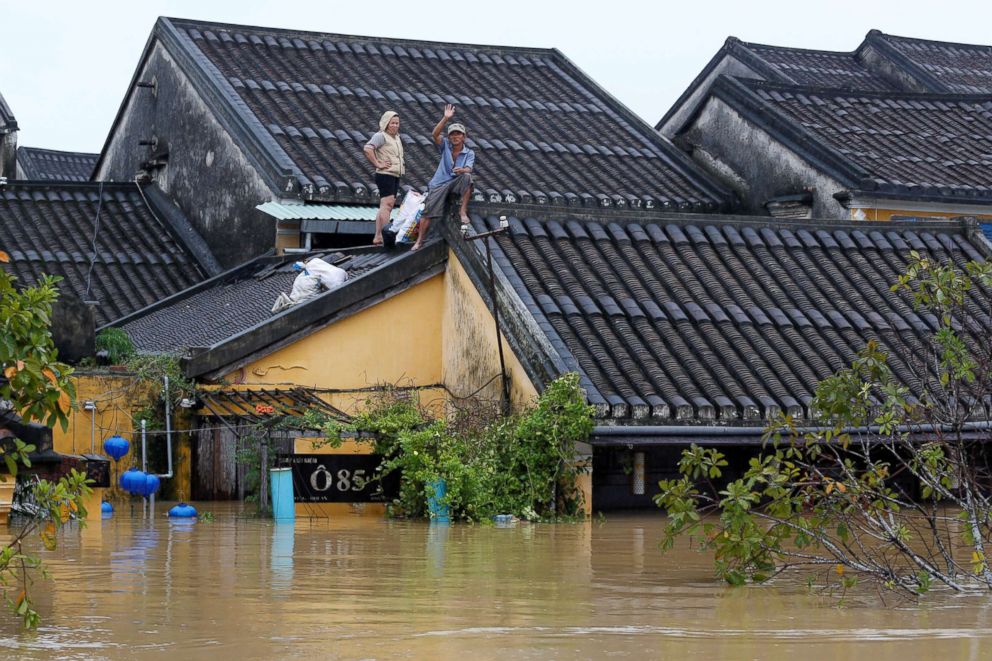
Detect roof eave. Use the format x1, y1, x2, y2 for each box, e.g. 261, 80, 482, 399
838, 188, 992, 208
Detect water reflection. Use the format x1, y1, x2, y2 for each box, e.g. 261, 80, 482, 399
0, 506, 990, 659
427, 522, 449, 575
271, 523, 294, 591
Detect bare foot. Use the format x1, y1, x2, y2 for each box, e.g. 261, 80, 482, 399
372, 236, 383, 247
410, 242, 422, 251
460, 213, 470, 224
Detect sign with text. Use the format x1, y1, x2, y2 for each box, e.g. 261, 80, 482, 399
287, 454, 398, 503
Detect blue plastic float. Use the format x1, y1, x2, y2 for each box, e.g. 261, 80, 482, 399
168, 503, 197, 518
101, 501, 113, 514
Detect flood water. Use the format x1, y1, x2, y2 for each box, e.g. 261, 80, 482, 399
2, 504, 992, 659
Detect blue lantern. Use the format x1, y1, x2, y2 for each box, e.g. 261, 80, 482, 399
102, 435, 129, 461
122, 468, 146, 494
168, 503, 198, 518
143, 474, 161, 497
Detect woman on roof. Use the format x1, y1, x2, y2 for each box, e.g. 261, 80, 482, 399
363, 110, 405, 247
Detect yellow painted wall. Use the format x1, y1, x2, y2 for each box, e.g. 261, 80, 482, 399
224, 256, 568, 514
233, 274, 446, 418
441, 252, 540, 413
53, 372, 192, 501
851, 207, 992, 222
55, 373, 143, 457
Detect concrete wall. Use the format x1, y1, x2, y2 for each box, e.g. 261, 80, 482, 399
95, 40, 276, 269
0, 130, 15, 179
680, 96, 851, 218
659, 55, 764, 138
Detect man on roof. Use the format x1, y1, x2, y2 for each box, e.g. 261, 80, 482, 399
363, 110, 405, 247
412, 104, 475, 251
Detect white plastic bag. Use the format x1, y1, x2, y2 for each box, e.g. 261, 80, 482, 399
305, 257, 348, 289
271, 262, 324, 312
394, 191, 424, 243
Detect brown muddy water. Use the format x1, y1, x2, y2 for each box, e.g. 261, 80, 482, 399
1, 504, 991, 660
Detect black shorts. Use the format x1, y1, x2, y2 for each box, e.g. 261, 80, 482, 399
374, 174, 400, 199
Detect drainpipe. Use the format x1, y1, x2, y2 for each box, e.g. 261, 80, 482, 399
139, 376, 174, 479
161, 375, 174, 479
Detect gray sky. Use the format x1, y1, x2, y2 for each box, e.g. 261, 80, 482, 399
3, 0, 991, 153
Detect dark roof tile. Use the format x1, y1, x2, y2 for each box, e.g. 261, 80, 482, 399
486, 211, 990, 423
743, 80, 992, 199
0, 182, 214, 326
17, 147, 98, 182
123, 248, 397, 354
162, 17, 728, 210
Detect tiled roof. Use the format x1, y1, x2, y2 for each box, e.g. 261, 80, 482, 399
656, 30, 992, 134
0, 182, 217, 326
743, 42, 899, 92
156, 17, 728, 212
874, 32, 992, 94
475, 210, 992, 423
17, 147, 98, 182
123, 249, 401, 354
730, 79, 992, 201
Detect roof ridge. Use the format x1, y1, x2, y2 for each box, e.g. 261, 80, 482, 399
872, 30, 992, 52
738, 39, 861, 58
471, 203, 973, 234
739, 77, 992, 102
17, 146, 99, 158
163, 16, 559, 57
1, 180, 146, 191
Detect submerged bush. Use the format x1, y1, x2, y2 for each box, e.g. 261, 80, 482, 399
350, 373, 594, 521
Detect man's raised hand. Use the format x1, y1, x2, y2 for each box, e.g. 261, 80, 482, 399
443, 104, 456, 120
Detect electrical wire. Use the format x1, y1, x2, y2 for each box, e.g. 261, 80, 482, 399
83, 180, 105, 300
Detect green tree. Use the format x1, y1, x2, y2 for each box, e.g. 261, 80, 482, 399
656, 251, 992, 597
0, 253, 90, 627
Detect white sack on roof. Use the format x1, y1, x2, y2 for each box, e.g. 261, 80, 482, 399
304, 257, 348, 289
271, 258, 348, 313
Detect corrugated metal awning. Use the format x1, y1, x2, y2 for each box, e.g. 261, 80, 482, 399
197, 387, 350, 426
257, 201, 393, 222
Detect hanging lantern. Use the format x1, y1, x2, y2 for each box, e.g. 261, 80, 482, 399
102, 435, 130, 461
168, 503, 198, 518
143, 474, 161, 497
122, 468, 146, 494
